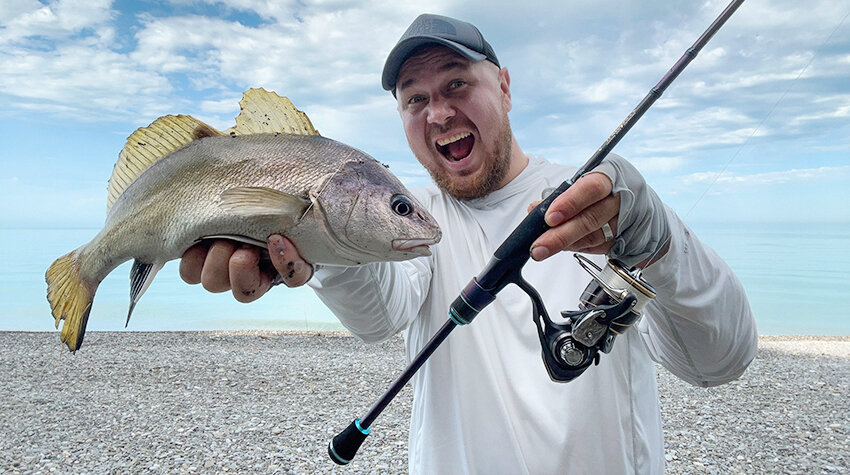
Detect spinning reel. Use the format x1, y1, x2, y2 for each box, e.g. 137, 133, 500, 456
531, 255, 655, 382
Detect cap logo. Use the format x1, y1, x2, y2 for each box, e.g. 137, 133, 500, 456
409, 18, 457, 38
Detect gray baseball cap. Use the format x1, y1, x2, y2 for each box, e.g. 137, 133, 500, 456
382, 14, 500, 93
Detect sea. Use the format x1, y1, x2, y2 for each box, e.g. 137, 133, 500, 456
2, 222, 849, 336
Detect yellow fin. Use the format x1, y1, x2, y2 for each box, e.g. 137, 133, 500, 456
107, 115, 222, 211
45, 250, 97, 352
223, 88, 319, 136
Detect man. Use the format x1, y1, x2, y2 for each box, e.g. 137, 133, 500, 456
181, 14, 757, 474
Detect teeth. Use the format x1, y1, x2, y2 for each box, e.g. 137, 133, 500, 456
437, 132, 471, 147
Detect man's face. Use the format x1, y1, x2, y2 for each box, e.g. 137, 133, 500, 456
395, 46, 514, 200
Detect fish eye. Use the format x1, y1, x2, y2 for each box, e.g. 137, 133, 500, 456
391, 194, 414, 216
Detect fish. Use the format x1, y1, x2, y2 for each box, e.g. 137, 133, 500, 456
45, 88, 442, 352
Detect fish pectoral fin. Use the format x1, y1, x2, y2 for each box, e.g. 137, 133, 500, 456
219, 187, 310, 227
200, 235, 269, 249
127, 260, 164, 327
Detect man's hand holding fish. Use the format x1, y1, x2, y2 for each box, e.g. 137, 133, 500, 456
179, 234, 313, 302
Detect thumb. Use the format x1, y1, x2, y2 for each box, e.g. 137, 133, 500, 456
267, 234, 314, 287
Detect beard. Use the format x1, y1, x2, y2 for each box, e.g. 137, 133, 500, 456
426, 113, 513, 201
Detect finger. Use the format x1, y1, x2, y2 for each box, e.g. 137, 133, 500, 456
531, 195, 619, 261
544, 173, 612, 227
229, 245, 272, 303
527, 200, 541, 213
200, 240, 237, 293
570, 215, 620, 251
180, 242, 210, 284
268, 234, 314, 288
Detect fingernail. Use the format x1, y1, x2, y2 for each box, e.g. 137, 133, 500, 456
546, 212, 564, 227
531, 245, 550, 261
269, 235, 285, 255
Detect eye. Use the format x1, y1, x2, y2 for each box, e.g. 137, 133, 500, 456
391, 194, 414, 216
448, 79, 465, 89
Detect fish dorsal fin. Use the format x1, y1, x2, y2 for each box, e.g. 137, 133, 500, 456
223, 88, 319, 136
107, 115, 222, 211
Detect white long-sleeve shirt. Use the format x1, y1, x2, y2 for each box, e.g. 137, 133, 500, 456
309, 155, 757, 474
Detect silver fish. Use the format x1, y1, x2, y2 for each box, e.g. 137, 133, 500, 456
46, 88, 441, 351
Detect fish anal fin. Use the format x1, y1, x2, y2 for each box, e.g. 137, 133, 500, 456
224, 88, 319, 137
219, 187, 309, 228
127, 260, 164, 327
45, 249, 98, 352
107, 115, 221, 212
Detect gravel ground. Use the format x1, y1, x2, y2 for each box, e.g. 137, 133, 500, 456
1, 332, 847, 474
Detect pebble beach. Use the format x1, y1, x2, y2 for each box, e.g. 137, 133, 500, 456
1, 332, 847, 474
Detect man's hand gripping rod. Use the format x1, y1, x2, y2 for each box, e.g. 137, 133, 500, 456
328, 0, 745, 465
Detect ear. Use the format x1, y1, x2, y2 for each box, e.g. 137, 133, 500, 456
499, 67, 512, 112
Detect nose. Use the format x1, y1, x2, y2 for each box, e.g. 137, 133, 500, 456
426, 96, 454, 125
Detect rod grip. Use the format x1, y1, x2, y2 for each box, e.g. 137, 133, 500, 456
328, 418, 370, 465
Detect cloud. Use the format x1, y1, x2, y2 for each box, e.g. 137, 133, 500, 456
0, 0, 447, 125
0, 43, 172, 120
0, 0, 113, 42
682, 165, 850, 187
500, 0, 850, 171
1, 0, 847, 136
788, 94, 850, 124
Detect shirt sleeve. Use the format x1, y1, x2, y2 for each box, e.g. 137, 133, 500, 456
636, 206, 758, 387
307, 256, 433, 343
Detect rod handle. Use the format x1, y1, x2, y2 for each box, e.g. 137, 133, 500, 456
328, 418, 370, 465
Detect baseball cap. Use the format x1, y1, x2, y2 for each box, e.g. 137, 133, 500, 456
382, 14, 500, 93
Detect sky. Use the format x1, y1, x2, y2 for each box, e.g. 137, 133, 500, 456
1, 0, 849, 229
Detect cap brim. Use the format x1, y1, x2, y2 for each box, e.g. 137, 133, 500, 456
382, 36, 487, 92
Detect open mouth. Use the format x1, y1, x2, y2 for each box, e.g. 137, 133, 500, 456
436, 132, 474, 161
392, 237, 440, 255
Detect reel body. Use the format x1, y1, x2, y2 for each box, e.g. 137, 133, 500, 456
528, 255, 656, 382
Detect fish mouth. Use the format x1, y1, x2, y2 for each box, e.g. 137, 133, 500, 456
436, 132, 474, 162
392, 237, 440, 256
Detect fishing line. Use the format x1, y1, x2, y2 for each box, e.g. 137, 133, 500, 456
635, 5, 850, 271
681, 6, 850, 220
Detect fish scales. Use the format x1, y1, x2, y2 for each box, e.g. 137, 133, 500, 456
98, 134, 365, 273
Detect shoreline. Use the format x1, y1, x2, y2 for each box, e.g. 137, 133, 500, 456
2, 332, 847, 473
5, 329, 849, 339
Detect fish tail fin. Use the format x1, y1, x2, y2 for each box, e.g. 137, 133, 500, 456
45, 250, 98, 352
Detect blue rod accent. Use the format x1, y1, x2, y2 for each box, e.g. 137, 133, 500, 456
448, 309, 469, 326
354, 418, 371, 435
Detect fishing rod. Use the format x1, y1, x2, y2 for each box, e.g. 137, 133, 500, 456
328, 0, 745, 465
